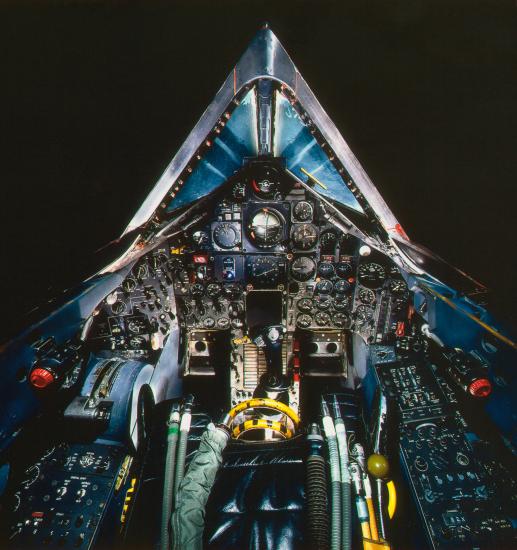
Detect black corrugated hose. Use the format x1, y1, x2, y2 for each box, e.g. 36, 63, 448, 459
306, 423, 330, 550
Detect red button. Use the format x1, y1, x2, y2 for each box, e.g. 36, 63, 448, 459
193, 254, 208, 264
29, 368, 55, 389
468, 378, 492, 398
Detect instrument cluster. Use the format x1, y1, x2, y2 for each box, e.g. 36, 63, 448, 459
87, 247, 176, 355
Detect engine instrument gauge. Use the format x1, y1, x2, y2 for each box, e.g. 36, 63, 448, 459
335, 261, 353, 278
315, 311, 331, 326
223, 284, 241, 298
122, 278, 137, 293
192, 230, 209, 247
297, 297, 313, 312
389, 279, 408, 294
291, 256, 316, 282
333, 296, 350, 311
203, 317, 215, 329
293, 201, 313, 222
318, 262, 334, 278
296, 314, 312, 329
355, 304, 374, 322
315, 295, 332, 310
206, 283, 222, 298
232, 182, 246, 200
111, 301, 127, 315
190, 283, 204, 296
357, 263, 386, 289
248, 208, 284, 247
316, 280, 333, 294
359, 288, 376, 304
291, 223, 318, 250
334, 280, 351, 294
217, 317, 230, 329
333, 312, 351, 328
129, 336, 146, 349
247, 257, 279, 285
320, 231, 338, 252
135, 264, 149, 280
213, 223, 240, 249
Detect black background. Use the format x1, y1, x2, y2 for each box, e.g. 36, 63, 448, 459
0, 0, 516, 336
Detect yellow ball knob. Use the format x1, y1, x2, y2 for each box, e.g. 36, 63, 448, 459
367, 453, 390, 479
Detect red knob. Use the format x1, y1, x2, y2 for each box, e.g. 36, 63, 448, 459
468, 378, 492, 398
29, 368, 55, 389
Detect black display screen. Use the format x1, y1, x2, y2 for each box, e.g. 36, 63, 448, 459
246, 290, 283, 330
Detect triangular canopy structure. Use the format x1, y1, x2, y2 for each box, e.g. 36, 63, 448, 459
123, 26, 404, 241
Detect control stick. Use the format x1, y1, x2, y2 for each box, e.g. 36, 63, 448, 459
251, 325, 289, 403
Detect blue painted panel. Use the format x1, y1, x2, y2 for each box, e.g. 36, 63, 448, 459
166, 88, 258, 211
274, 92, 363, 212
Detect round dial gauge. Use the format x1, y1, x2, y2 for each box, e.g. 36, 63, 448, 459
250, 167, 281, 199
190, 283, 204, 296
333, 296, 350, 311
248, 208, 284, 247
316, 280, 333, 294
217, 317, 230, 329
232, 182, 246, 200
293, 201, 313, 222
333, 312, 351, 329
223, 284, 241, 298
206, 283, 222, 298
296, 314, 312, 329
357, 263, 386, 289
359, 288, 376, 304
192, 230, 209, 246
291, 223, 318, 250
127, 320, 143, 334
315, 295, 332, 310
318, 262, 334, 278
334, 280, 351, 294
355, 304, 374, 322
122, 278, 137, 293
291, 256, 316, 282
389, 279, 408, 294
111, 301, 127, 315
320, 231, 338, 252
335, 261, 353, 278
135, 263, 149, 280
203, 317, 215, 329
247, 257, 279, 285
297, 297, 313, 312
315, 312, 331, 326
213, 223, 240, 249
129, 336, 146, 349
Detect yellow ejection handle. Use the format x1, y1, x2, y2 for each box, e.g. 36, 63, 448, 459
225, 398, 300, 427
386, 481, 397, 519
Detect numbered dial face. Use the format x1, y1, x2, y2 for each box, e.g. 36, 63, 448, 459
318, 262, 334, 278
291, 256, 316, 282
213, 223, 240, 249
315, 295, 332, 310
247, 257, 279, 285
296, 314, 312, 329
389, 279, 408, 294
291, 223, 319, 250
359, 288, 376, 304
316, 280, 333, 294
333, 312, 351, 328
293, 201, 313, 222
111, 301, 127, 315
320, 231, 338, 252
249, 208, 284, 247
192, 231, 209, 246
355, 304, 374, 322
336, 261, 353, 278
135, 263, 149, 280
315, 311, 331, 326
232, 182, 246, 200
190, 283, 204, 296
334, 280, 351, 294
206, 283, 222, 298
333, 296, 350, 311
122, 278, 137, 293
297, 297, 313, 312
357, 263, 386, 289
